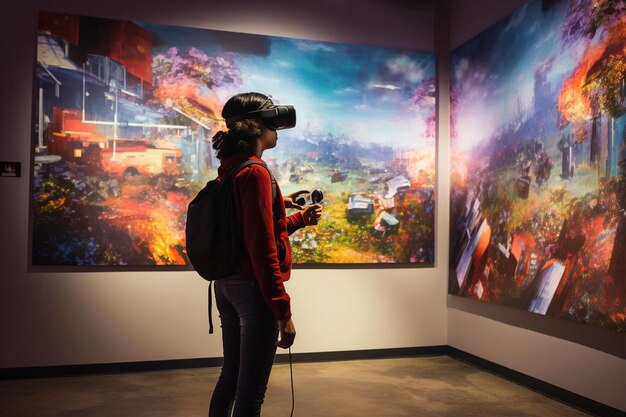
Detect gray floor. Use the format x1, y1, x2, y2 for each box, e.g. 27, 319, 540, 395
0, 356, 592, 417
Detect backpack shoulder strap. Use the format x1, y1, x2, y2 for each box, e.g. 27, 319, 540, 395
225, 160, 279, 221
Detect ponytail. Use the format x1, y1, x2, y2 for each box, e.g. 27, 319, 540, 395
212, 130, 229, 155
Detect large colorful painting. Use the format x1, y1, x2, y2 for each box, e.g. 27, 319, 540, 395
32, 11, 436, 267
450, 0, 626, 330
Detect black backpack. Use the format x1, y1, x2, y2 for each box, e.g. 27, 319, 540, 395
185, 160, 277, 332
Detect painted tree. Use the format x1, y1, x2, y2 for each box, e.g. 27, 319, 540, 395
595, 55, 626, 118
561, 0, 626, 45
559, 1, 626, 124
413, 76, 436, 139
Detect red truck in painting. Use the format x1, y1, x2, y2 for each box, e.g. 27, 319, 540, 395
45, 107, 182, 176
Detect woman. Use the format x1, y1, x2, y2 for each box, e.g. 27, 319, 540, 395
209, 92, 322, 417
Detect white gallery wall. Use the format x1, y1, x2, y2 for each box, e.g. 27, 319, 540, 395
446, 0, 626, 412
0, 0, 447, 368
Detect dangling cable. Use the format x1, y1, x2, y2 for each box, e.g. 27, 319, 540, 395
208, 280, 214, 334
289, 347, 295, 417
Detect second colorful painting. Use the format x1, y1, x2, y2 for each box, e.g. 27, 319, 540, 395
450, 0, 626, 330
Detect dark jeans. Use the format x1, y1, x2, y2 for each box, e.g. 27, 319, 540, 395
209, 277, 279, 417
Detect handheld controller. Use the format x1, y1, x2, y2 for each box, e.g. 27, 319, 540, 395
295, 189, 324, 206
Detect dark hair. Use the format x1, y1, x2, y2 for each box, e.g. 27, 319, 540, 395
212, 92, 273, 160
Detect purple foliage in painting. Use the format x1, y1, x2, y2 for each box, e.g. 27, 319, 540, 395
151, 47, 242, 123
153, 47, 242, 89
561, 0, 626, 44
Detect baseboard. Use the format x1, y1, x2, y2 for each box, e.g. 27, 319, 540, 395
275, 345, 449, 364
447, 347, 625, 417
0, 357, 224, 379
1, 345, 622, 417
0, 346, 447, 379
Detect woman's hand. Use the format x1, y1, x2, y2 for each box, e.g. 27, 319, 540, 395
277, 317, 296, 349
284, 190, 309, 210
302, 204, 323, 226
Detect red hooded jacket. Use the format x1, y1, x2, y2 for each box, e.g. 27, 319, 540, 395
218, 153, 305, 320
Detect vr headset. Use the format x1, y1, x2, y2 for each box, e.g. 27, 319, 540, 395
225, 105, 296, 131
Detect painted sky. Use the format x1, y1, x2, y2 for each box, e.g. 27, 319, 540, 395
139, 22, 435, 149
451, 0, 588, 152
